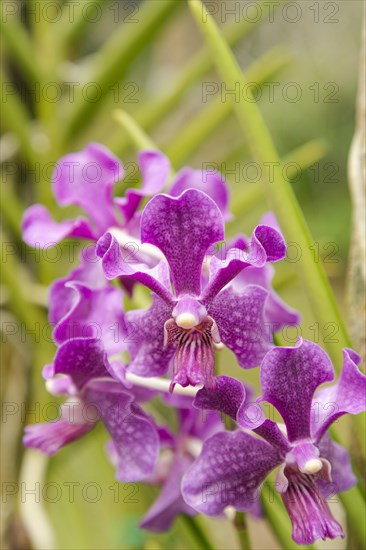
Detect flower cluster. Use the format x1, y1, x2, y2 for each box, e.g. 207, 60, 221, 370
22, 144, 365, 545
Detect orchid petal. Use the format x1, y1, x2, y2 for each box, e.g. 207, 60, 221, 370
169, 167, 232, 221
141, 189, 224, 296
259, 339, 334, 443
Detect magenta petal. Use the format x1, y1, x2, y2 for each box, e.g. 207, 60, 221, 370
194, 376, 246, 420
281, 466, 344, 545
313, 348, 366, 442
83, 379, 159, 481
181, 430, 282, 515
259, 339, 334, 443
116, 150, 170, 224
53, 282, 126, 354
22, 204, 95, 247
23, 418, 94, 455
141, 189, 224, 296
126, 295, 174, 377
231, 264, 300, 328
317, 433, 357, 493
202, 225, 285, 304
49, 248, 108, 326
252, 225, 286, 263
169, 167, 232, 221
97, 232, 174, 304
53, 338, 112, 389
140, 455, 195, 532
53, 143, 124, 233
208, 285, 272, 369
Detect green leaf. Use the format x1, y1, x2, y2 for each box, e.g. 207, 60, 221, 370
61, 0, 179, 144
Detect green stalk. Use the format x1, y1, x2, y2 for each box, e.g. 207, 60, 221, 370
0, 15, 41, 83
0, 68, 37, 166
113, 110, 158, 151
234, 512, 251, 550
165, 47, 291, 168
339, 486, 366, 546
180, 515, 215, 550
260, 492, 315, 550
106, 1, 285, 155
61, 0, 179, 144
188, 0, 350, 371
56, 0, 105, 55
231, 139, 329, 217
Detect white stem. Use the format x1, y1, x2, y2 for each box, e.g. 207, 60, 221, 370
124, 371, 202, 396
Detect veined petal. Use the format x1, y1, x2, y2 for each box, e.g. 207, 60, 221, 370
23, 417, 94, 455
281, 466, 344, 545
53, 338, 112, 389
231, 264, 300, 328
202, 224, 285, 304
126, 295, 174, 377
97, 232, 174, 304
22, 204, 95, 247
169, 167, 232, 221
194, 376, 246, 420
53, 143, 123, 234
116, 150, 170, 224
141, 189, 224, 296
140, 455, 195, 532
182, 430, 282, 515
83, 379, 159, 481
317, 433, 357, 493
259, 339, 334, 443
208, 285, 272, 369
49, 247, 108, 326
313, 348, 366, 442
53, 282, 126, 354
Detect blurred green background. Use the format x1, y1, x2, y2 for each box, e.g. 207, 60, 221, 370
1, 1, 364, 549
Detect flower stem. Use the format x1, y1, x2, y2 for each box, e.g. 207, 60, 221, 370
124, 372, 200, 396
234, 512, 251, 550
260, 491, 315, 550
180, 515, 215, 550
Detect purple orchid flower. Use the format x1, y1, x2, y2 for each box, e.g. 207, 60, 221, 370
181, 340, 365, 545
21, 143, 233, 248
97, 189, 286, 390
139, 394, 223, 532
21, 143, 170, 247
48, 246, 127, 353
23, 338, 159, 481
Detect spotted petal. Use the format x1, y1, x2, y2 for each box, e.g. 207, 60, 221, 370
141, 189, 224, 296
84, 379, 159, 481
53, 143, 124, 234
116, 150, 170, 224
125, 295, 174, 377
169, 167, 232, 221
23, 417, 94, 455
97, 232, 174, 304
51, 338, 112, 389
208, 285, 272, 369
312, 348, 366, 442
202, 225, 285, 304
259, 339, 334, 443
53, 282, 126, 354
140, 455, 195, 532
182, 430, 282, 515
22, 204, 95, 247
